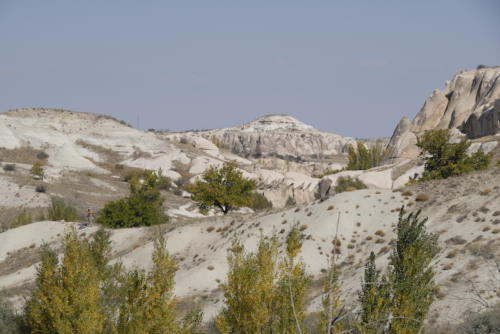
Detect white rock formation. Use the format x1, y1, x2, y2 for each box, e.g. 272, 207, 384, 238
386, 66, 500, 160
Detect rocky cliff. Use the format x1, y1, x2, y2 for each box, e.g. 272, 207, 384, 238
386, 66, 500, 160
184, 114, 356, 160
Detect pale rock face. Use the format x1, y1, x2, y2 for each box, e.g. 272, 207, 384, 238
178, 114, 356, 159
387, 67, 500, 160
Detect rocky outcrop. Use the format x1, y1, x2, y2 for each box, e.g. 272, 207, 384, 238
386, 66, 500, 160
189, 114, 356, 159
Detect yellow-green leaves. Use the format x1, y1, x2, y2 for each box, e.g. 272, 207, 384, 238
216, 228, 311, 334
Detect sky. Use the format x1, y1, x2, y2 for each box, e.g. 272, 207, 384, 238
0, 1, 499, 138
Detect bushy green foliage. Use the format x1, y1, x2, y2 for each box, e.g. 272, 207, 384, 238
334, 176, 367, 193
12, 210, 32, 228
48, 198, 79, 222
22, 229, 201, 334
416, 129, 492, 181
216, 227, 311, 334
347, 142, 385, 170
187, 161, 256, 214
249, 192, 273, 211
97, 170, 168, 228
30, 162, 44, 179
357, 208, 439, 334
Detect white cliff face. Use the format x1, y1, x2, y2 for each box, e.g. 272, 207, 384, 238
387, 66, 500, 160
185, 114, 356, 158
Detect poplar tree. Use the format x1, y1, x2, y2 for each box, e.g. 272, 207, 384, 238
216, 237, 279, 334
358, 252, 390, 333
388, 209, 439, 334
24, 231, 105, 334
275, 227, 311, 334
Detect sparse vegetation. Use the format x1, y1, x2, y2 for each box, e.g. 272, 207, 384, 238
186, 161, 256, 215
249, 192, 273, 211
12, 210, 32, 228
416, 129, 492, 181
335, 176, 367, 193
47, 198, 79, 222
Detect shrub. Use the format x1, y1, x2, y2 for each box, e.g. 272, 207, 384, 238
415, 193, 429, 202
401, 190, 413, 197
12, 210, 32, 228
186, 161, 256, 215
346, 141, 385, 170
48, 198, 79, 221
335, 176, 367, 193
36, 151, 49, 160
3, 164, 15, 172
249, 192, 273, 211
35, 184, 46, 193
97, 170, 168, 228
416, 129, 492, 181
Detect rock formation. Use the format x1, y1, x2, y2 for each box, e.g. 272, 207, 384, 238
386, 66, 500, 160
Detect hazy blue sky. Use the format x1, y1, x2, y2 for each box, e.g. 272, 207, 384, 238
0, 1, 499, 138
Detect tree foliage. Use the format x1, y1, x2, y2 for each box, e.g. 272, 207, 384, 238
97, 170, 168, 228
48, 198, 79, 222
216, 227, 311, 334
416, 129, 492, 181
356, 208, 439, 334
347, 142, 385, 171
187, 161, 256, 214
22, 229, 200, 334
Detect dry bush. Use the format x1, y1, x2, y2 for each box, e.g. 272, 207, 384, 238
347, 244, 355, 249
327, 205, 334, 211
442, 263, 453, 270
401, 189, 413, 196
374, 230, 385, 237
207, 265, 215, 271
299, 225, 308, 231
366, 236, 373, 241
445, 249, 459, 258
375, 238, 385, 244
415, 193, 429, 202
480, 188, 492, 195
445, 236, 467, 245
206, 226, 215, 232
378, 246, 389, 255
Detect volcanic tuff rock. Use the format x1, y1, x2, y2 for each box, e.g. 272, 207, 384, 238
188, 114, 356, 159
386, 66, 500, 160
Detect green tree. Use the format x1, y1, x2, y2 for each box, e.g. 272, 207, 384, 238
317, 261, 342, 334
275, 227, 311, 334
117, 235, 183, 334
97, 170, 168, 228
358, 252, 390, 333
187, 161, 256, 214
216, 229, 310, 334
48, 198, 79, 222
416, 129, 492, 181
216, 237, 279, 334
347, 142, 385, 170
24, 231, 105, 334
388, 209, 439, 334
